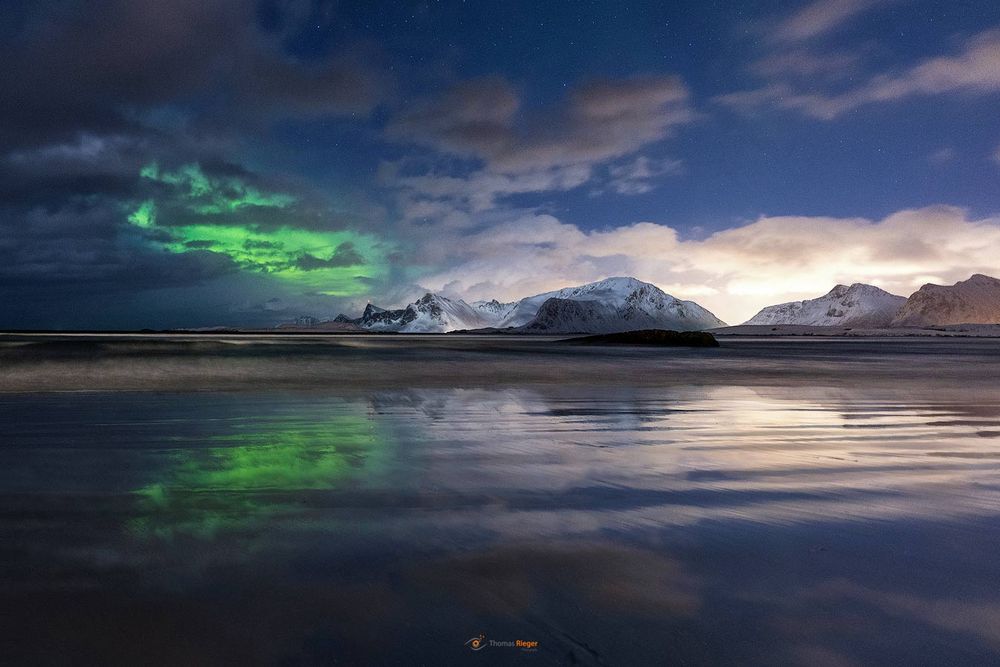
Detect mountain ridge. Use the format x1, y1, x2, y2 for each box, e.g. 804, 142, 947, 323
744, 283, 906, 327
891, 274, 1000, 326
332, 277, 727, 333
284, 273, 1000, 333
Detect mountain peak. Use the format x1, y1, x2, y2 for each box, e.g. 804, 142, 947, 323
893, 273, 1000, 326
583, 276, 646, 290
848, 283, 895, 294
827, 283, 891, 298
746, 283, 905, 327
826, 284, 850, 298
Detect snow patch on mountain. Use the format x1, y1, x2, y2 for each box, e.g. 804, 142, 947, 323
744, 283, 906, 327
471, 299, 517, 321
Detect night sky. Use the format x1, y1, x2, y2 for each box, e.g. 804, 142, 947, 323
2, 0, 1000, 328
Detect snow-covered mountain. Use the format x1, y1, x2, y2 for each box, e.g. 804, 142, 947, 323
335, 277, 726, 333
470, 299, 517, 321
513, 277, 725, 332
744, 283, 906, 327
336, 293, 496, 333
891, 274, 1000, 326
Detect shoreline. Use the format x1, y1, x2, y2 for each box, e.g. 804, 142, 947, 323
3, 324, 1000, 339
709, 324, 1000, 338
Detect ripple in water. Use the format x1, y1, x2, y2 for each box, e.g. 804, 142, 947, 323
1, 336, 1000, 664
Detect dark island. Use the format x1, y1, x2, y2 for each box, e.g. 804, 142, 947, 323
562, 329, 720, 347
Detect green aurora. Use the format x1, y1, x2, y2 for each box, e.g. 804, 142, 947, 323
127, 163, 389, 296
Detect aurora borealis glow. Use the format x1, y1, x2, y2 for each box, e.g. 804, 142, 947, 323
127, 163, 389, 296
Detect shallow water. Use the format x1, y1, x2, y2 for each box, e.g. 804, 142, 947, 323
2, 335, 1000, 665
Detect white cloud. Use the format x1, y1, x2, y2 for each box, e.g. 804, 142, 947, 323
416, 205, 1000, 325
606, 156, 684, 195
861, 29, 1000, 100
389, 163, 592, 216
771, 0, 892, 43
720, 28, 1000, 119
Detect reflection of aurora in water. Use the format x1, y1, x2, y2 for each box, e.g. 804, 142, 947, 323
130, 410, 390, 540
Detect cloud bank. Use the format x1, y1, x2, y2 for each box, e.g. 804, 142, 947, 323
420, 206, 1000, 325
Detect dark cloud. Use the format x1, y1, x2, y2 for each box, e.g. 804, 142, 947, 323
387, 77, 521, 163
0, 134, 158, 207
244, 240, 282, 250
387, 75, 693, 173
0, 199, 236, 291
0, 0, 392, 151
295, 243, 366, 269
235, 47, 391, 120
2, 2, 227, 151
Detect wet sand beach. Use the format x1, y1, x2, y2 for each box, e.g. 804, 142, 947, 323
1, 335, 1000, 664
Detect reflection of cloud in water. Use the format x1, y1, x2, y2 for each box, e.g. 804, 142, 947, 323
367, 385, 1000, 537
